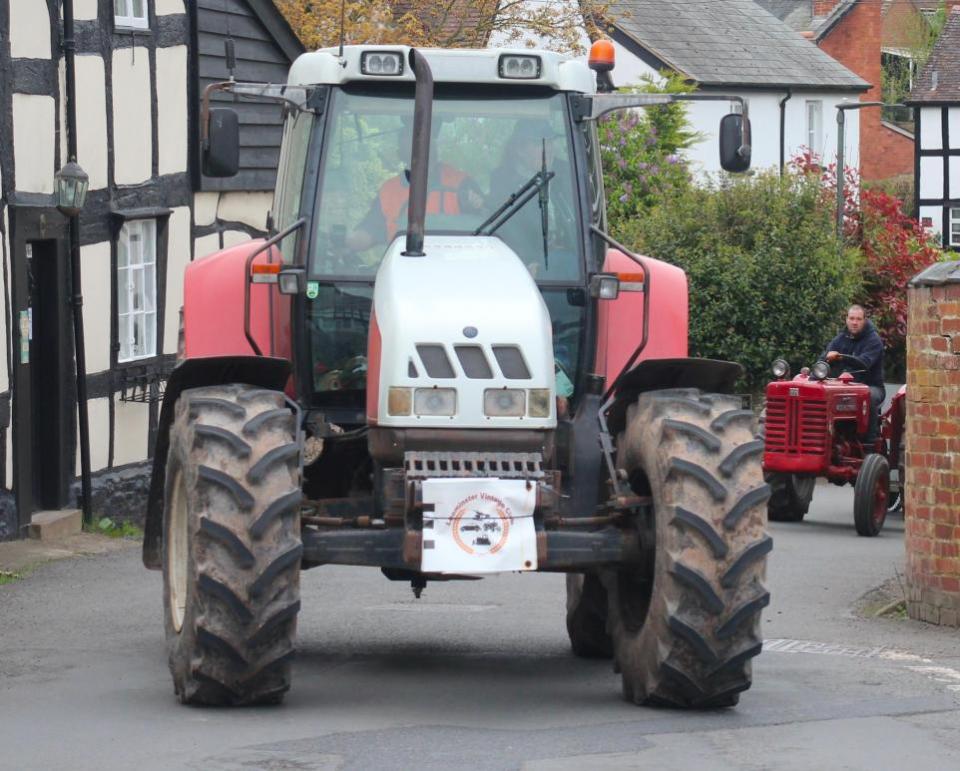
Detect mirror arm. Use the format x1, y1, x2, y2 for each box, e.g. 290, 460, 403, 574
582, 93, 751, 158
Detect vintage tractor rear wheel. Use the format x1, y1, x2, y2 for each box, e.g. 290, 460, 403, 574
565, 572, 612, 658
604, 389, 770, 708
766, 473, 815, 522
162, 384, 302, 705
854, 454, 889, 537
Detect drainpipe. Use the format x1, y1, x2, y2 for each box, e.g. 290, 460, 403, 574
779, 89, 792, 176
62, 0, 93, 525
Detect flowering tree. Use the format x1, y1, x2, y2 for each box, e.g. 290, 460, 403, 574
276, 1, 609, 54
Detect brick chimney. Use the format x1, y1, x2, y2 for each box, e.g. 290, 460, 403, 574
813, 0, 838, 16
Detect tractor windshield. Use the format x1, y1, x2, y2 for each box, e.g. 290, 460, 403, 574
312, 84, 581, 281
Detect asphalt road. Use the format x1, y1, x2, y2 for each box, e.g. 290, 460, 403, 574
2, 483, 959, 771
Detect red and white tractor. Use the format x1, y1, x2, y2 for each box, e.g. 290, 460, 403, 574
142, 42, 770, 708
762, 356, 906, 536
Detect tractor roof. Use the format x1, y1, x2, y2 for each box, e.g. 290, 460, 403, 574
287, 45, 595, 93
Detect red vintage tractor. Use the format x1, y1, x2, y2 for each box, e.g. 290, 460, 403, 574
142, 43, 770, 708
762, 356, 906, 536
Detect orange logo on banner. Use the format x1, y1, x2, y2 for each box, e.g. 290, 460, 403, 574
449, 492, 512, 556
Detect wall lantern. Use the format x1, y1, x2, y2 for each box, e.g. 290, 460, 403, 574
55, 159, 89, 217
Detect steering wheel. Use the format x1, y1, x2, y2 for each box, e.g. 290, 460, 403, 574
829, 353, 869, 377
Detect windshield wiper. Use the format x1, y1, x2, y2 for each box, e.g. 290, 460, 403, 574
537, 139, 549, 269
473, 168, 554, 243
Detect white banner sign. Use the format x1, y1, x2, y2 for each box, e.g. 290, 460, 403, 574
421, 478, 538, 574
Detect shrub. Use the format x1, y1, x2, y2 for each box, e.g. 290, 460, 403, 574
617, 170, 863, 394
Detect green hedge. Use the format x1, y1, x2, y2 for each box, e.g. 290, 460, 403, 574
615, 171, 863, 394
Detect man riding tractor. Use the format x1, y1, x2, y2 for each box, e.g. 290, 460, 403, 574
763, 306, 902, 536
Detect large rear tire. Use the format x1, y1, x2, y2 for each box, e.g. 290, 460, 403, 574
605, 389, 771, 708
766, 473, 815, 522
162, 384, 302, 705
565, 572, 612, 658
854, 454, 889, 537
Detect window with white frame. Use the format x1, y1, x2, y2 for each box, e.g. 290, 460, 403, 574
806, 100, 823, 157
951, 209, 960, 247
118, 219, 157, 362
114, 0, 149, 30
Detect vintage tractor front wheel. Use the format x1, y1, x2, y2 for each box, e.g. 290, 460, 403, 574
162, 384, 302, 705
604, 389, 771, 708
854, 454, 889, 537
565, 572, 612, 658
766, 473, 815, 522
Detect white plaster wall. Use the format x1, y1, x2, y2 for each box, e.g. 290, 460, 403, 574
156, 0, 185, 15
78, 397, 111, 474
74, 0, 99, 20
164, 207, 191, 355
950, 108, 960, 147
12, 95, 56, 194
920, 107, 942, 150
194, 233, 222, 259
194, 192, 219, 227
76, 56, 109, 190
920, 156, 944, 199
81, 242, 112, 373
156, 46, 188, 176
112, 48, 153, 185
217, 192, 273, 230
950, 157, 960, 198
113, 398, 150, 466
10, 1, 51, 59
223, 231, 253, 248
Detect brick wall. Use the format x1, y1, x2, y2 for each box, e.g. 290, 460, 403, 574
905, 262, 960, 628
819, 0, 913, 181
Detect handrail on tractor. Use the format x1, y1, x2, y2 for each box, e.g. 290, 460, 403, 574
243, 218, 307, 356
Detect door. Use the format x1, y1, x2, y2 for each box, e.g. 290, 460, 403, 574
9, 207, 74, 529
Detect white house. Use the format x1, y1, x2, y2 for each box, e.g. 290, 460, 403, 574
490, 0, 869, 175
0, 0, 301, 539
908, 6, 960, 250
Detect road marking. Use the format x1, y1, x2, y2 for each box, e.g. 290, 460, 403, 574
766, 638, 960, 693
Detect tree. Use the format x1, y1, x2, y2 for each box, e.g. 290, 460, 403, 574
276, 0, 609, 54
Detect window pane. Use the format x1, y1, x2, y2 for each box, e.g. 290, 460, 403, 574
118, 230, 129, 268
131, 0, 145, 18
119, 315, 131, 361
144, 312, 156, 356
118, 269, 129, 315
141, 220, 157, 264
144, 266, 156, 312
115, 0, 126, 16
132, 268, 143, 310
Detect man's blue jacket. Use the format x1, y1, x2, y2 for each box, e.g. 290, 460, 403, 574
822, 320, 885, 388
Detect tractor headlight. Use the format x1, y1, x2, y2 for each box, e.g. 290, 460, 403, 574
498, 54, 541, 79
361, 51, 404, 76
387, 387, 412, 416
811, 360, 831, 380
414, 388, 456, 416
528, 389, 551, 418
771, 358, 790, 379
484, 388, 525, 417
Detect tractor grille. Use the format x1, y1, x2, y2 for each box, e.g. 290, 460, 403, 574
404, 451, 545, 479
765, 396, 828, 456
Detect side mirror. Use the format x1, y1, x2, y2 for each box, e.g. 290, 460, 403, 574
719, 113, 751, 173
203, 108, 239, 177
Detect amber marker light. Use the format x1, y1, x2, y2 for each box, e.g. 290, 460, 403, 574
588, 39, 615, 73
251, 263, 281, 284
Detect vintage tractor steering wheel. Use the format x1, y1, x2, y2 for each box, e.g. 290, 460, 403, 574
829, 353, 869, 378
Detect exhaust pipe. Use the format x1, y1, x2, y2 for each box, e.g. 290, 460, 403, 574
404, 49, 434, 257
